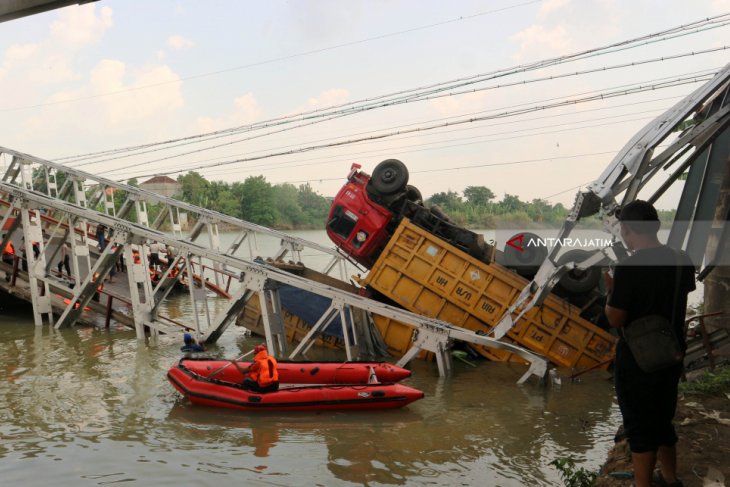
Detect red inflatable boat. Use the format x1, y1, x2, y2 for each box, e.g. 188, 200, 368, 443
178, 358, 412, 385
168, 359, 424, 412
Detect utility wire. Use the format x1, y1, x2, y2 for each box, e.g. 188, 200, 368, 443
59, 13, 730, 165
70, 44, 729, 172
197, 109, 664, 178
4, 0, 544, 114
156, 68, 719, 177
147, 73, 709, 178
116, 74, 712, 181
277, 151, 616, 185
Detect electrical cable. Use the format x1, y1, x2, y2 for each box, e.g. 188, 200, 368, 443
58, 13, 730, 165
114, 73, 713, 180
4, 0, 544, 115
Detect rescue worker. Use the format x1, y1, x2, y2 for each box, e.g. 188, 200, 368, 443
2, 238, 14, 264
180, 333, 205, 353
2, 235, 14, 282
242, 344, 279, 393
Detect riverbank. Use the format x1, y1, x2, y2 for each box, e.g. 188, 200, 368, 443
596, 365, 730, 487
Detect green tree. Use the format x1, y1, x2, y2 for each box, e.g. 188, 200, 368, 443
463, 186, 495, 206
273, 183, 305, 228
240, 175, 276, 226
213, 187, 240, 218
498, 193, 525, 213
298, 183, 331, 226
527, 198, 552, 223
428, 190, 463, 211
178, 172, 210, 207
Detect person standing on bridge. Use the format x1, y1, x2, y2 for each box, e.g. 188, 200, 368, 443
57, 242, 71, 278
2, 234, 14, 264
149, 240, 163, 273
604, 200, 695, 487
96, 224, 107, 251
242, 344, 279, 393
2, 234, 14, 282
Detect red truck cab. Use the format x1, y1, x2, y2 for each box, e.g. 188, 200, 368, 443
326, 164, 396, 268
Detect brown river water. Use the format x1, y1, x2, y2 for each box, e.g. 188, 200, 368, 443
0, 230, 623, 486
0, 300, 621, 486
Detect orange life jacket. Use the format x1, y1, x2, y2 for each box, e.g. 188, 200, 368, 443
4, 242, 14, 255
132, 250, 141, 264
249, 350, 279, 387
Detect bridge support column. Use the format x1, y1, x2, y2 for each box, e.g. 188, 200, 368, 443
125, 242, 154, 339
258, 280, 288, 358
396, 325, 454, 377
20, 203, 53, 326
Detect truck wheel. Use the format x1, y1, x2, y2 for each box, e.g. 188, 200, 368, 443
502, 231, 546, 278
370, 159, 409, 195
556, 249, 601, 295
405, 185, 422, 204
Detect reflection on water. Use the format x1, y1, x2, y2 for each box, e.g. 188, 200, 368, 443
0, 229, 622, 485
0, 300, 621, 486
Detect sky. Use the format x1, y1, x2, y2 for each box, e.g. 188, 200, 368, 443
1, 0, 729, 208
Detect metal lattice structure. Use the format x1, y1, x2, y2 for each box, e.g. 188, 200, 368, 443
0, 150, 549, 383
493, 62, 730, 339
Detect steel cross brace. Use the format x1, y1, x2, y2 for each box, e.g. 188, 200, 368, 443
289, 296, 358, 361
396, 323, 454, 377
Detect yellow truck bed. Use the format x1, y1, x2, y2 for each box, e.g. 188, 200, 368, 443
361, 219, 616, 370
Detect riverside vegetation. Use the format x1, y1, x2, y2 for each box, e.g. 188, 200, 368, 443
170, 172, 675, 230
39, 168, 674, 230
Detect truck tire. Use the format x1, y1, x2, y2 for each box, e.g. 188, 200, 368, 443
370, 159, 409, 195
405, 185, 422, 204
556, 249, 602, 295
502, 231, 547, 278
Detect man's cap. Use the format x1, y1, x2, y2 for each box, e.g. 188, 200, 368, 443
254, 344, 266, 353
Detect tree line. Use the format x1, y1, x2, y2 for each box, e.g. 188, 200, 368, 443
175, 172, 331, 229
174, 174, 574, 229
172, 175, 676, 230
30, 168, 674, 230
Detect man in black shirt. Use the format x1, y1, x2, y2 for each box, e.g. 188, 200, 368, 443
604, 200, 695, 487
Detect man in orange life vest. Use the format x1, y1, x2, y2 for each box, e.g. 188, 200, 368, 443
242, 344, 279, 393
2, 238, 14, 264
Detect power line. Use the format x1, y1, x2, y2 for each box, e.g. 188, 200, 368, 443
115, 74, 713, 181
72, 44, 728, 173
138, 83, 702, 178
540, 182, 593, 201
59, 13, 730, 165
277, 151, 616, 185
195, 109, 664, 179
180, 72, 714, 178
5, 0, 543, 114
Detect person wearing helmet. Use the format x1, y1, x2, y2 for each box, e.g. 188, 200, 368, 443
180, 333, 205, 353
242, 344, 279, 393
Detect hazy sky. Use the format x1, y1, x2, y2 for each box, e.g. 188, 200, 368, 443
1, 0, 728, 207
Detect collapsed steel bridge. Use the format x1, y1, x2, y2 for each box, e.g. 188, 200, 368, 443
0, 148, 549, 383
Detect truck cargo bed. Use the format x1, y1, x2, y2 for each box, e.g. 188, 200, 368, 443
361, 219, 616, 369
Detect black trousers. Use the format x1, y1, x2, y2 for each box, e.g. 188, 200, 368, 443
242, 378, 279, 393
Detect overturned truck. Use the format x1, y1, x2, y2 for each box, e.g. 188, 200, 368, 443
325, 160, 616, 370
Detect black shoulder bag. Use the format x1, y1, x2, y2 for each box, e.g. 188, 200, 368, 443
622, 250, 684, 373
